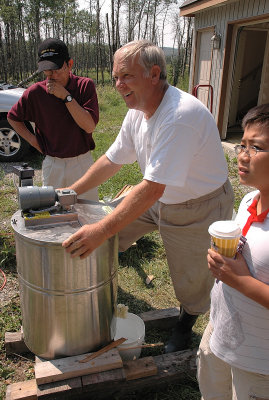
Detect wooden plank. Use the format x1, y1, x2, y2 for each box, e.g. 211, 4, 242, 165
35, 356, 46, 364
154, 349, 197, 381
5, 380, 37, 400
123, 356, 157, 381
98, 349, 197, 399
35, 349, 123, 385
5, 332, 30, 355
79, 337, 126, 363
82, 367, 125, 388
37, 378, 82, 399
139, 307, 180, 330
36, 369, 125, 399
81, 349, 197, 399
6, 349, 196, 400
113, 184, 134, 199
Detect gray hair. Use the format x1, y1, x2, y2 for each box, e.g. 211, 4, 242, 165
114, 40, 167, 80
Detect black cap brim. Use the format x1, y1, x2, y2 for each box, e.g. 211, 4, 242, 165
38, 58, 65, 72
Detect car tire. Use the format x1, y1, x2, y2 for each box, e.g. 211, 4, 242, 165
0, 120, 31, 162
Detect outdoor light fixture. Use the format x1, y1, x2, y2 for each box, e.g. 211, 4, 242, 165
211, 32, 221, 49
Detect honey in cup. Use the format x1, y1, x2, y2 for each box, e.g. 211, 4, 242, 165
208, 220, 242, 258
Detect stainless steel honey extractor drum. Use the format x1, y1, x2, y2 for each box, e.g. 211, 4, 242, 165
11, 203, 118, 360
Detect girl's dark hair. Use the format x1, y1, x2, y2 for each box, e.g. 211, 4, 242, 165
242, 103, 269, 131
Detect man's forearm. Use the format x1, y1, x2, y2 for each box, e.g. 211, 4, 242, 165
65, 99, 96, 133
47, 79, 96, 133
7, 118, 42, 152
99, 179, 165, 239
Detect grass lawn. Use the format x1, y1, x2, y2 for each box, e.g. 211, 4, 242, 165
0, 84, 245, 400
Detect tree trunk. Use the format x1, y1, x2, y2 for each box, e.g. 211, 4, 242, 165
106, 13, 113, 82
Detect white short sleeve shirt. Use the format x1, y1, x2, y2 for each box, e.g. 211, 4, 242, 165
106, 86, 228, 204
210, 191, 269, 374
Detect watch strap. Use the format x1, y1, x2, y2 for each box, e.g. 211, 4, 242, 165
63, 94, 73, 103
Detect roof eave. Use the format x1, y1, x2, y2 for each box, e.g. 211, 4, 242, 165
180, 0, 233, 17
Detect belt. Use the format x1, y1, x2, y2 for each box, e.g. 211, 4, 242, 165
164, 179, 231, 206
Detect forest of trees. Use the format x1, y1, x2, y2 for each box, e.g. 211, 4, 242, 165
0, 0, 193, 86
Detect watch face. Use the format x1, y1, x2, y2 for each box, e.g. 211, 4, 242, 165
66, 95, 72, 102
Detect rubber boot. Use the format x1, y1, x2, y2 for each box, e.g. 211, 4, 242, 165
164, 307, 198, 353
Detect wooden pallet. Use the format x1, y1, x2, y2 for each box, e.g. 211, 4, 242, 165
5, 307, 197, 400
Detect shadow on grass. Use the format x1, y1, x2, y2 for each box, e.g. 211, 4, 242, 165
117, 285, 154, 315
117, 283, 203, 359
118, 233, 163, 287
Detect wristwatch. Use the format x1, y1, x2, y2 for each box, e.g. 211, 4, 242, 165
63, 94, 73, 103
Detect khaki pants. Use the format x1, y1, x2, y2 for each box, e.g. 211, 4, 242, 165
119, 179, 234, 314
197, 323, 269, 400
42, 150, 98, 201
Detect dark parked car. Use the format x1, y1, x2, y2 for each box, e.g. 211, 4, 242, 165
0, 82, 34, 162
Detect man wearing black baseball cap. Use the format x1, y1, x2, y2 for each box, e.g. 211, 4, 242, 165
8, 38, 99, 201
37, 38, 70, 72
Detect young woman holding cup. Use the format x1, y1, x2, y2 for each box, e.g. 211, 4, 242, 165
197, 104, 269, 400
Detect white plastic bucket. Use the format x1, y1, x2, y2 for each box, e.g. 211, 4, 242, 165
114, 312, 145, 361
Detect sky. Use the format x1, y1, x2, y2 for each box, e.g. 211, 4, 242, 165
78, 0, 179, 48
